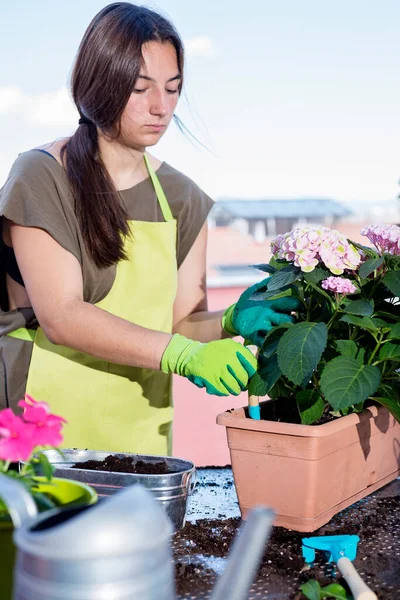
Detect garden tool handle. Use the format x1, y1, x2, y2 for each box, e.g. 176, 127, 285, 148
248, 345, 261, 420
248, 394, 261, 420
337, 557, 378, 600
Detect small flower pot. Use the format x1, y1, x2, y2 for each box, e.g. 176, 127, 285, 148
0, 477, 97, 599
217, 401, 400, 532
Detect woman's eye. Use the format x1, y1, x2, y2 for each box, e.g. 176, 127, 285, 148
166, 89, 179, 95
133, 88, 147, 94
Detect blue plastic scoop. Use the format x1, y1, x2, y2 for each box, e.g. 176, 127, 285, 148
302, 534, 359, 563
302, 535, 377, 600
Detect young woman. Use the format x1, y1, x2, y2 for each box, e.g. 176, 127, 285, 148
0, 3, 297, 455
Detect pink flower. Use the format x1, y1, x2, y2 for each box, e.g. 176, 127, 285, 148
18, 395, 66, 448
270, 226, 361, 274
360, 224, 400, 255
0, 409, 36, 462
321, 276, 357, 295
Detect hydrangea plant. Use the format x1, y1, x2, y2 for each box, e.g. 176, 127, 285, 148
249, 224, 400, 424
0, 395, 66, 512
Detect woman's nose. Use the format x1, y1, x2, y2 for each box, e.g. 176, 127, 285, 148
149, 90, 169, 117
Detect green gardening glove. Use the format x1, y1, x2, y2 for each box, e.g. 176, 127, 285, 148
161, 334, 257, 396
221, 278, 301, 347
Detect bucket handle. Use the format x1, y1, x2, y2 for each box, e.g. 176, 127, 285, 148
0, 474, 38, 527
184, 468, 197, 496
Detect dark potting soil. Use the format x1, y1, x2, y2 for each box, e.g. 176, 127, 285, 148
173, 495, 400, 599
71, 454, 170, 474
255, 397, 377, 426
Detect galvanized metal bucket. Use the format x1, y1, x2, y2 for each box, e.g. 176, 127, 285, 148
34, 450, 196, 531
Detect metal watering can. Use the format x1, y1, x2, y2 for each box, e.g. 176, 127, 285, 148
0, 474, 275, 600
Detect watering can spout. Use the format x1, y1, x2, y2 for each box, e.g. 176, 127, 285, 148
0, 473, 38, 528
210, 506, 275, 600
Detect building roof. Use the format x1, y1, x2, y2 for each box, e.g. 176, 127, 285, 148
212, 198, 352, 220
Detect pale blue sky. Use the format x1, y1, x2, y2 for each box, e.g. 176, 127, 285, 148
1, 1, 400, 208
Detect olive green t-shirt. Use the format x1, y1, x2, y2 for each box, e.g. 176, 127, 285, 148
0, 149, 214, 410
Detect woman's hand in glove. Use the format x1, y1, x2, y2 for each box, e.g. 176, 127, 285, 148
221, 278, 300, 347
161, 334, 257, 396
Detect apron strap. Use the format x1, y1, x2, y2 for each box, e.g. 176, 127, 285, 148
7, 327, 36, 342
144, 154, 174, 222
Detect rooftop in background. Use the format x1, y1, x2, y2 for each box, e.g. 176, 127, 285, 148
212, 198, 351, 220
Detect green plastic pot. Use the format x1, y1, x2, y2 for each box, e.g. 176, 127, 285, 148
0, 477, 97, 599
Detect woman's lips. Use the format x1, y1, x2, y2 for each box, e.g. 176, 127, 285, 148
144, 124, 166, 131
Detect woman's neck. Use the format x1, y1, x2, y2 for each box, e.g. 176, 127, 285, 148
97, 134, 148, 191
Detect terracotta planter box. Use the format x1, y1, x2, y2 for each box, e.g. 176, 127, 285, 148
217, 401, 400, 532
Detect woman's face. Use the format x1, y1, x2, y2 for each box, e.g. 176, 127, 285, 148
119, 41, 181, 149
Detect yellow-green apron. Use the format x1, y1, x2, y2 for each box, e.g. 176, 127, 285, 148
8, 155, 177, 455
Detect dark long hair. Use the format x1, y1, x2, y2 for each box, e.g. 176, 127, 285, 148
61, 3, 184, 268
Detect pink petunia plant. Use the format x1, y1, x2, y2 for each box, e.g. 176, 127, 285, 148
0, 396, 67, 514
250, 223, 400, 426
18, 394, 66, 448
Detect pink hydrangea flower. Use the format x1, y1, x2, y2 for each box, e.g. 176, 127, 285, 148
0, 409, 36, 462
18, 394, 66, 448
270, 226, 361, 274
360, 224, 400, 255
321, 276, 357, 295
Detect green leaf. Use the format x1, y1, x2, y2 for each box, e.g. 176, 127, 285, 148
296, 389, 326, 424
335, 340, 358, 359
383, 271, 400, 297
320, 357, 381, 411
356, 346, 366, 364
388, 323, 400, 339
342, 299, 374, 317
373, 395, 400, 422
249, 350, 282, 396
385, 253, 400, 271
304, 268, 330, 285
372, 317, 390, 328
269, 256, 291, 271
260, 354, 282, 393
305, 279, 335, 305
320, 583, 348, 599
277, 322, 328, 386
351, 241, 379, 259
248, 370, 269, 396
359, 256, 384, 279
252, 263, 276, 274
261, 337, 280, 359
31, 491, 58, 512
267, 265, 302, 292
378, 342, 400, 360
250, 285, 295, 302
37, 453, 55, 482
340, 314, 387, 332
351, 401, 365, 413
300, 580, 321, 600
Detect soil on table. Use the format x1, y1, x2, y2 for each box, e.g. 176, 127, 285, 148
173, 492, 400, 599
71, 454, 170, 474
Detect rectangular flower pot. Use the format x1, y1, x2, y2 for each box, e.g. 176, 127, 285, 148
217, 401, 400, 532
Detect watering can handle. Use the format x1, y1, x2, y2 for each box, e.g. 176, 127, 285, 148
0, 474, 38, 527
337, 557, 378, 600
210, 506, 275, 600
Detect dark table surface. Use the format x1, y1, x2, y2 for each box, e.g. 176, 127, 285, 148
175, 467, 400, 600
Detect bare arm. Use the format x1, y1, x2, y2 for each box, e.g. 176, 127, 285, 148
172, 222, 232, 342
10, 223, 171, 370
